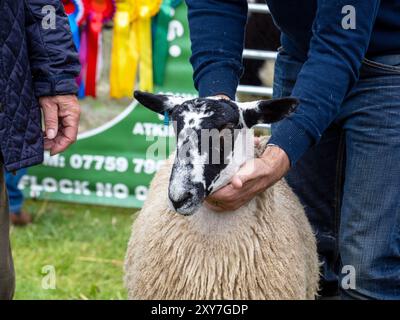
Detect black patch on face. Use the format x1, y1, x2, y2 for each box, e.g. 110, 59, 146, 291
170, 98, 240, 134
171, 98, 242, 200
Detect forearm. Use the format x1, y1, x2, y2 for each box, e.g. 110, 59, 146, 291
269, 0, 380, 165
24, 0, 80, 96
186, 0, 248, 99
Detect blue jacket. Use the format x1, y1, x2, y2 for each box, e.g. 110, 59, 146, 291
186, 0, 400, 165
0, 0, 80, 171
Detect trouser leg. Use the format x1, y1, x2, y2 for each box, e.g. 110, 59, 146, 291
272, 49, 345, 296
338, 62, 400, 300
0, 166, 15, 300
5, 168, 27, 213
284, 125, 345, 296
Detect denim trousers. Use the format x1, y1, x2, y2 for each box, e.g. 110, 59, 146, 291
0, 164, 15, 300
272, 50, 400, 300
5, 168, 27, 214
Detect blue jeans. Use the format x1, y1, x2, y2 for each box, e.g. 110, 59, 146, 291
5, 169, 26, 214
272, 50, 400, 300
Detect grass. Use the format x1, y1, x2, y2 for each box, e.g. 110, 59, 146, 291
10, 199, 137, 300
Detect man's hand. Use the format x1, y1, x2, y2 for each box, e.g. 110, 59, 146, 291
205, 145, 290, 212
39, 95, 81, 156
213, 94, 230, 100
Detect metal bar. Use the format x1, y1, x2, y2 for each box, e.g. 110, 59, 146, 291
241, 3, 273, 98
248, 3, 270, 14
254, 124, 271, 129
243, 49, 277, 60
237, 85, 273, 96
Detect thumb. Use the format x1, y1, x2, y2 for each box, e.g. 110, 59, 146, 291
41, 98, 59, 140
231, 159, 259, 189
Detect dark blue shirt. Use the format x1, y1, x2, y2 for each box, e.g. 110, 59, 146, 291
186, 0, 400, 164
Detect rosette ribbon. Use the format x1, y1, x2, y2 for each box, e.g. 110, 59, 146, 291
137, 0, 162, 92
109, 0, 138, 98
84, 0, 115, 97
63, 0, 85, 48
63, 0, 85, 97
152, 0, 181, 86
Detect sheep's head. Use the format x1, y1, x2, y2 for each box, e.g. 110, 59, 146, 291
134, 91, 298, 216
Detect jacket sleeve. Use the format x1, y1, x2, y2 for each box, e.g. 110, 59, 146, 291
185, 0, 248, 100
269, 0, 381, 165
24, 0, 80, 97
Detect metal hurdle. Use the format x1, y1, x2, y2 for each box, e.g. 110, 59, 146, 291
237, 2, 276, 98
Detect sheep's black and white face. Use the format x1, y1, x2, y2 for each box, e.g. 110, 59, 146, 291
134, 91, 298, 215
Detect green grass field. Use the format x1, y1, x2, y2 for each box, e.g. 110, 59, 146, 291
10, 200, 137, 300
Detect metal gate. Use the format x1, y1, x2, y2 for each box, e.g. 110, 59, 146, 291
238, 2, 276, 97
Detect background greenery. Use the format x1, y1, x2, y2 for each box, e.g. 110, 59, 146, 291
10, 200, 136, 300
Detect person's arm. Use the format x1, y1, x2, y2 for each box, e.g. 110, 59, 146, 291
24, 0, 80, 96
205, 0, 381, 212
186, 0, 248, 100
269, 0, 381, 165
24, 0, 81, 155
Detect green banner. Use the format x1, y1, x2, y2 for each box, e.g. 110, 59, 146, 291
20, 3, 196, 208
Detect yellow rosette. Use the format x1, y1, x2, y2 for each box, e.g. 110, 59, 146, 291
110, 0, 161, 98
137, 0, 162, 92
110, 0, 138, 98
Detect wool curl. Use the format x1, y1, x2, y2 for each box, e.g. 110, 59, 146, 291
124, 138, 319, 300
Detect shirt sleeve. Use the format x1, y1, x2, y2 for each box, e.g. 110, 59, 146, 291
185, 0, 248, 100
269, 0, 381, 165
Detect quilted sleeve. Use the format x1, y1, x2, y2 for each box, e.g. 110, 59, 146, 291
24, 0, 80, 97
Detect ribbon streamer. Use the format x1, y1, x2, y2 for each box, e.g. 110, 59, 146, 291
84, 0, 115, 97
153, 0, 181, 86
78, 26, 88, 98
110, 0, 138, 98
110, 0, 161, 97
137, 0, 162, 92
63, 0, 85, 97
63, 0, 83, 50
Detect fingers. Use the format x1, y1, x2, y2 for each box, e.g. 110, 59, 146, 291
40, 97, 59, 140
205, 182, 256, 212
44, 137, 55, 151
231, 175, 244, 189
205, 185, 234, 212
51, 115, 80, 155
40, 95, 81, 156
204, 201, 226, 213
207, 184, 237, 203
50, 123, 78, 155
204, 147, 290, 214
231, 159, 267, 189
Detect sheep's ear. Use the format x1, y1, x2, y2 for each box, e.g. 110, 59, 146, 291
134, 91, 186, 115
238, 97, 299, 128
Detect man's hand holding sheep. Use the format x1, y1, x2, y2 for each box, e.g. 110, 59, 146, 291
205, 95, 290, 213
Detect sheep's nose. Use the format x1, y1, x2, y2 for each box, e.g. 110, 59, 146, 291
170, 192, 193, 210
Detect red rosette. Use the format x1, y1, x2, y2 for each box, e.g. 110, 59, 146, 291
63, 0, 85, 25
62, 0, 76, 15
83, 0, 116, 23
83, 0, 116, 97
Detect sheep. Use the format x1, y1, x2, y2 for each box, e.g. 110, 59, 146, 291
124, 91, 319, 300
